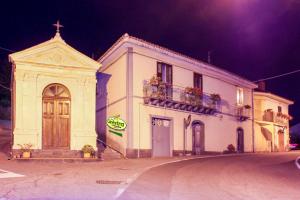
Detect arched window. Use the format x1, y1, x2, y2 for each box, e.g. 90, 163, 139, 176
43, 83, 70, 99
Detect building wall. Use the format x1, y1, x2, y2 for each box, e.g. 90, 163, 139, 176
131, 52, 254, 156
13, 64, 97, 151
96, 53, 127, 154
254, 94, 291, 152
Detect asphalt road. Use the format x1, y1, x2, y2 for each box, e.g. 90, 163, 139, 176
118, 152, 300, 200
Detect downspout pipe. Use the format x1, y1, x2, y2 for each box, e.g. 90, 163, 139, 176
251, 89, 255, 153
9, 61, 14, 159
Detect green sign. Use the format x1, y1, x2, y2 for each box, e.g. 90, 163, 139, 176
106, 115, 127, 131
109, 130, 123, 137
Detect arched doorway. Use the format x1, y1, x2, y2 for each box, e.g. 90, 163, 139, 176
42, 84, 71, 149
192, 121, 204, 155
278, 129, 284, 151
237, 128, 244, 153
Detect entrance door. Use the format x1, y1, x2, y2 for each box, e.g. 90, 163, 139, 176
192, 122, 204, 155
42, 84, 71, 149
152, 118, 171, 157
237, 128, 244, 153
278, 130, 285, 151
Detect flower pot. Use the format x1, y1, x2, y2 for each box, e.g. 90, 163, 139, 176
22, 151, 31, 158
83, 152, 91, 158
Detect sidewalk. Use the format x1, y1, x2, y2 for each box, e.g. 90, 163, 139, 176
0, 154, 220, 200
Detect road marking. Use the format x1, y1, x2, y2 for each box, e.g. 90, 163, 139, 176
0, 169, 25, 179
113, 153, 245, 199
296, 156, 300, 170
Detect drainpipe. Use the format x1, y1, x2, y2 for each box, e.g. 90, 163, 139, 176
9, 62, 14, 159
183, 120, 186, 155
251, 89, 255, 153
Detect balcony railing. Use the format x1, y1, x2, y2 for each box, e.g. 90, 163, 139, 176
263, 110, 291, 125
143, 80, 221, 115
236, 106, 251, 121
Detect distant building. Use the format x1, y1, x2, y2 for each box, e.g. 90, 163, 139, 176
253, 91, 293, 152
96, 34, 257, 158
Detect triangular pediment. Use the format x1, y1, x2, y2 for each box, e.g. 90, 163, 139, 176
9, 34, 101, 71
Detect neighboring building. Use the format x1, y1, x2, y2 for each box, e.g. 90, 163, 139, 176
96, 33, 257, 158
9, 30, 100, 157
290, 123, 300, 144
253, 91, 293, 152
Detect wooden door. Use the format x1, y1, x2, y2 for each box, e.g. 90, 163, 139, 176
278, 131, 285, 151
237, 128, 244, 153
42, 84, 70, 149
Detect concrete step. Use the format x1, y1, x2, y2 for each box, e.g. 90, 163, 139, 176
32, 150, 83, 158
101, 148, 122, 160
13, 157, 102, 163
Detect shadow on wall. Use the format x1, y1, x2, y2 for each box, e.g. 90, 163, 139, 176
0, 120, 11, 156
96, 72, 111, 153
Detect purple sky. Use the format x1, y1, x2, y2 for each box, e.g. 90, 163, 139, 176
0, 0, 299, 124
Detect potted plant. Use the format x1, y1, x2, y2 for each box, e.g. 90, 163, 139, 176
149, 75, 161, 86
81, 144, 95, 158
244, 104, 251, 109
18, 143, 33, 158
210, 93, 221, 108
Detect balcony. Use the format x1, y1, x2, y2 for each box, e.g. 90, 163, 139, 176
236, 105, 251, 121
143, 79, 221, 115
263, 109, 292, 125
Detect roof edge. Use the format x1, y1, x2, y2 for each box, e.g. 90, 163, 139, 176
254, 91, 294, 105
98, 33, 257, 89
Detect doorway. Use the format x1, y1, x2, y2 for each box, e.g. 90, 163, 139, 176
278, 130, 285, 151
237, 128, 244, 153
152, 117, 171, 157
192, 121, 205, 155
42, 84, 71, 149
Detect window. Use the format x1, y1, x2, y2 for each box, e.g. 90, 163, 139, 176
157, 62, 172, 84
278, 106, 282, 113
193, 73, 203, 90
237, 87, 243, 105
157, 62, 172, 98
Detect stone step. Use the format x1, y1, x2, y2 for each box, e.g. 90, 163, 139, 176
13, 157, 102, 163
13, 150, 94, 159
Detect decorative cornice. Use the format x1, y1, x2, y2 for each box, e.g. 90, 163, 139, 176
254, 91, 294, 105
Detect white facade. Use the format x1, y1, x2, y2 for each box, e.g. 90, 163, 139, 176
97, 34, 257, 157
10, 33, 100, 155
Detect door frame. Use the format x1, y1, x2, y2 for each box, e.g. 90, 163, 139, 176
237, 127, 244, 153
42, 83, 71, 150
150, 115, 173, 157
192, 120, 205, 154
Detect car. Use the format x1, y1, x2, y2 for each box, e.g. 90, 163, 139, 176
289, 143, 300, 150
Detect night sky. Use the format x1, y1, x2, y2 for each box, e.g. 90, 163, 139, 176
0, 0, 300, 125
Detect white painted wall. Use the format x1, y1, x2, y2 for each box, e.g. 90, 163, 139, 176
131, 52, 254, 153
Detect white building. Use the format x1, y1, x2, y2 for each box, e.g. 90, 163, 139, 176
96, 33, 257, 158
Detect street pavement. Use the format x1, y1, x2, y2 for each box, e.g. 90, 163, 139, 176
118, 152, 300, 200
0, 154, 209, 200
0, 152, 299, 200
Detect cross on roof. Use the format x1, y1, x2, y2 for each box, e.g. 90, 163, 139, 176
53, 20, 63, 34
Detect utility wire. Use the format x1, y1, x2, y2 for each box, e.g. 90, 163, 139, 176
254, 69, 300, 82
0, 83, 10, 91
0, 46, 15, 53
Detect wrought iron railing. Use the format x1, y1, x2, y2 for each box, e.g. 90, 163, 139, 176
143, 80, 221, 115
